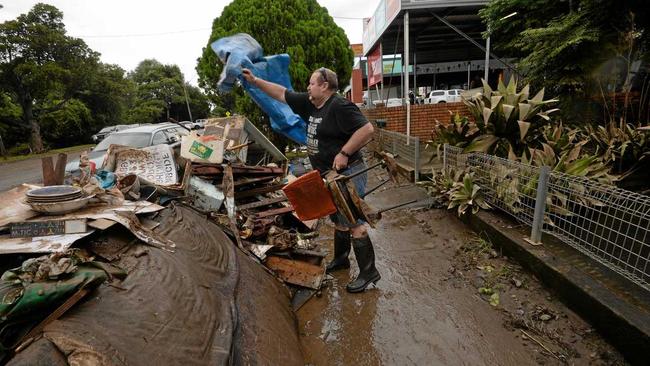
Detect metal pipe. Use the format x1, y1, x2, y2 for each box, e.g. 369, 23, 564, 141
377, 198, 419, 214
341, 161, 384, 181
529, 166, 550, 244
484, 30, 490, 82
431, 12, 518, 76
361, 178, 390, 198
404, 10, 411, 145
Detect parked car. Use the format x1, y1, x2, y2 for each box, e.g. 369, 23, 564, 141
91, 124, 141, 142
179, 120, 204, 130
66, 123, 189, 174
386, 98, 406, 107
424, 89, 463, 104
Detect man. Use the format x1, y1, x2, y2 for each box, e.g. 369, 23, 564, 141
241, 67, 379, 293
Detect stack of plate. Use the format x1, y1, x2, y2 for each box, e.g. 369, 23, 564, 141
25, 186, 83, 203
25, 186, 91, 215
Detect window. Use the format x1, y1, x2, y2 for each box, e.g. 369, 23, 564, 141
431, 91, 445, 96
93, 133, 151, 151
152, 131, 167, 145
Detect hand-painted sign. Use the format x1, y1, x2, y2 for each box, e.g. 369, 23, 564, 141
114, 144, 178, 185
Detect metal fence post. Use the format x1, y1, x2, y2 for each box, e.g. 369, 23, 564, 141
443, 144, 448, 174
414, 137, 420, 182
528, 166, 550, 245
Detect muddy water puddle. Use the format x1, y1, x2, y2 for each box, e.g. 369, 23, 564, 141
297, 184, 625, 366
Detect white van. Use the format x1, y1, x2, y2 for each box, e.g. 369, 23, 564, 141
424, 89, 463, 104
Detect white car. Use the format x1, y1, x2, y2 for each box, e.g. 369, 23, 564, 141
424, 89, 463, 104
66, 123, 189, 174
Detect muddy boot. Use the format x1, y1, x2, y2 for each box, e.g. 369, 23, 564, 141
326, 229, 351, 273
346, 235, 380, 293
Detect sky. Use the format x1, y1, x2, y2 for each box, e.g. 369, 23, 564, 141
1, 0, 380, 85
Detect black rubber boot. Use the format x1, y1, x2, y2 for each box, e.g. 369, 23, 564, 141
326, 229, 351, 273
346, 235, 381, 293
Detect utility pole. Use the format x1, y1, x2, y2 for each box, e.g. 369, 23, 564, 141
182, 82, 193, 122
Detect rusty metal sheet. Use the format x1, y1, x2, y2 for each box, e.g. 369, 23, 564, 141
264, 256, 325, 290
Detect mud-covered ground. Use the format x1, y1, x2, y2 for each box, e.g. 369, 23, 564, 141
298, 173, 625, 365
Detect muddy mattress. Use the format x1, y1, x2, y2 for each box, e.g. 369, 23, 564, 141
7, 204, 304, 365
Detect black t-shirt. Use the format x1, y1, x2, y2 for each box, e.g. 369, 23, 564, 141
285, 90, 368, 172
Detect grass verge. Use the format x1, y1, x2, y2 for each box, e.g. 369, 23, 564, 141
0, 144, 94, 164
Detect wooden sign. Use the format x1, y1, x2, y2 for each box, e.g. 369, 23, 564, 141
114, 144, 178, 185
10, 219, 87, 238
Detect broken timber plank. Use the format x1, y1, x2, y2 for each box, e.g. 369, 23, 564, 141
223, 164, 244, 249
192, 164, 284, 176
235, 183, 286, 199
233, 176, 276, 187
265, 256, 324, 289
41, 157, 56, 186
237, 196, 288, 210
252, 206, 294, 219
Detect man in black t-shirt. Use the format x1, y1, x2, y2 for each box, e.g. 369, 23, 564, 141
241, 67, 380, 293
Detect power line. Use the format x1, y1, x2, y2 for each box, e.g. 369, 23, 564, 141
75, 28, 211, 38
72, 14, 365, 39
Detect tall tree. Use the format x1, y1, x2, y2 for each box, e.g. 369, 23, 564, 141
127, 59, 208, 123
0, 3, 100, 151
196, 0, 354, 147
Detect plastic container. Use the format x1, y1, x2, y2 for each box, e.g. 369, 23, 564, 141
282, 170, 337, 220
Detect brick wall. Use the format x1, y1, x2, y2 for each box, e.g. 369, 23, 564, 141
361, 102, 473, 141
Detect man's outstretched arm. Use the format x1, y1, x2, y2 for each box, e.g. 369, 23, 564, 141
241, 68, 286, 103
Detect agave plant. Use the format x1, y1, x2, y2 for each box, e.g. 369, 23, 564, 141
427, 113, 479, 159
448, 173, 491, 216
583, 119, 649, 187
417, 168, 463, 207
463, 77, 560, 159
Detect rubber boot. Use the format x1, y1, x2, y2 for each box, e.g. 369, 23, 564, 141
346, 235, 381, 293
326, 229, 351, 273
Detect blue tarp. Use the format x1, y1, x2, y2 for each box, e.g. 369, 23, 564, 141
211, 33, 307, 145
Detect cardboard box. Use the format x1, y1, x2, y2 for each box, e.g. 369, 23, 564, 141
180, 132, 225, 164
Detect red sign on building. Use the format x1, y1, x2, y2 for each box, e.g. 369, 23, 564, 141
367, 45, 382, 87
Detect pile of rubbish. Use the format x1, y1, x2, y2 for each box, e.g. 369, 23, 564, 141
0, 115, 415, 364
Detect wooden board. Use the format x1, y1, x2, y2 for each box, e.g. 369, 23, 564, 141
265, 256, 324, 290
10, 219, 87, 238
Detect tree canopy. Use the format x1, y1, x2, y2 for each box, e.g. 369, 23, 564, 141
0, 4, 210, 153
480, 0, 650, 123
126, 59, 209, 124
0, 3, 100, 151
197, 0, 354, 147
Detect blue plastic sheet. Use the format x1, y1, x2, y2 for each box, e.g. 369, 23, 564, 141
211, 33, 307, 145
95, 170, 116, 189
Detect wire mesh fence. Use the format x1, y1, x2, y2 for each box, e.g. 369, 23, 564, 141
443, 144, 650, 292
374, 129, 421, 181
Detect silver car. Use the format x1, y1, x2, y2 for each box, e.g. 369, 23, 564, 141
66, 123, 189, 174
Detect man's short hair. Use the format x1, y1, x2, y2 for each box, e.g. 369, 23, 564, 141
315, 67, 338, 91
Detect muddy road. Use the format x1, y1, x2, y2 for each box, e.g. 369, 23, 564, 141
299, 180, 624, 365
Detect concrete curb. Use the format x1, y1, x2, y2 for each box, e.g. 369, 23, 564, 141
462, 210, 650, 366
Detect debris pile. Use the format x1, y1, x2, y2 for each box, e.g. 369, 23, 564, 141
0, 115, 418, 362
